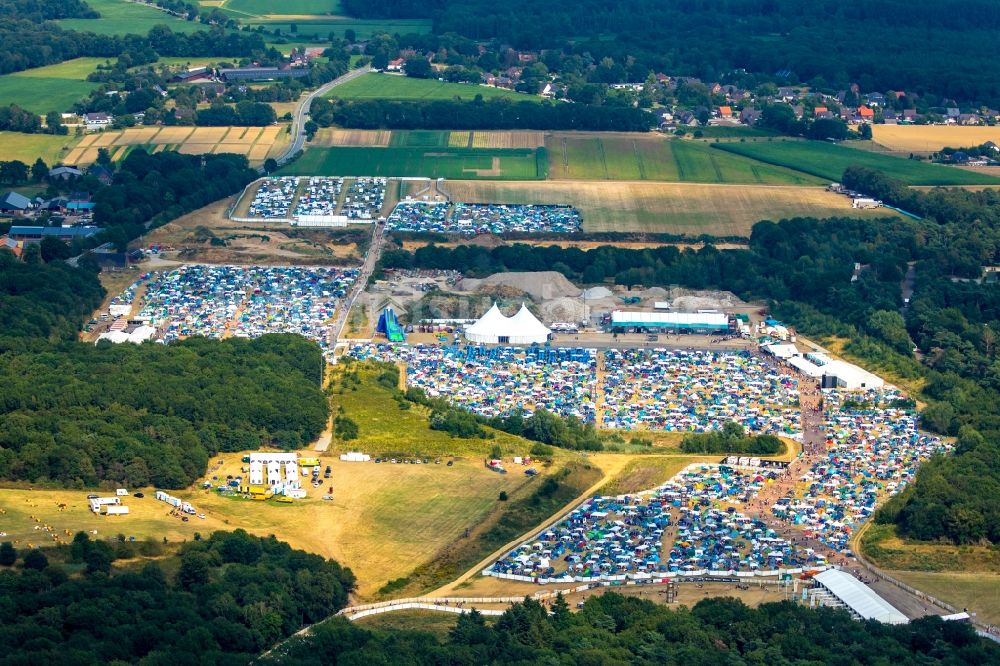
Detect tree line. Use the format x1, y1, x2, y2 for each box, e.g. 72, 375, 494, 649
679, 421, 784, 456
310, 97, 655, 131
0, 530, 355, 664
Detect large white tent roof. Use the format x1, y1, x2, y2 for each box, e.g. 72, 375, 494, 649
465, 302, 551, 344
814, 569, 908, 624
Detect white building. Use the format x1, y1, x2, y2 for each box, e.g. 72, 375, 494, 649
820, 360, 884, 390
248, 453, 302, 492
811, 569, 908, 624
84, 112, 113, 130
464, 303, 551, 345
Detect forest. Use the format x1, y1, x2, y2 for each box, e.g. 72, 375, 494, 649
309, 97, 655, 131
342, 0, 1000, 107
0, 530, 355, 665
679, 422, 784, 456
380, 193, 1000, 545
266, 593, 997, 665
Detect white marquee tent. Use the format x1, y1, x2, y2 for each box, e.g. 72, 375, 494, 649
465, 303, 551, 345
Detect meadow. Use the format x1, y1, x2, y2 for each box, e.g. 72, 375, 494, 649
714, 139, 1000, 186
0, 132, 75, 165
546, 134, 824, 185
250, 18, 431, 38
57, 0, 217, 35
326, 72, 538, 102
222, 0, 342, 15
0, 58, 106, 114
281, 145, 543, 179
444, 180, 895, 237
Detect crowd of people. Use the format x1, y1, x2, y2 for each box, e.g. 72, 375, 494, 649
490, 463, 824, 581
601, 349, 802, 437
385, 202, 582, 234
343, 177, 387, 220
247, 177, 299, 219
771, 388, 951, 553
129, 265, 357, 347
348, 343, 598, 421
293, 177, 342, 218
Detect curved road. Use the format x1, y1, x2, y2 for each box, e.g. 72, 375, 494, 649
275, 65, 373, 168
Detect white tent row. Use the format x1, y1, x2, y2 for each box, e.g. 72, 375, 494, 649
464, 302, 551, 345
787, 355, 823, 378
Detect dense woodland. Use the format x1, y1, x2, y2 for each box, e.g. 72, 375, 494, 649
679, 422, 784, 456
344, 0, 1000, 107
310, 97, 655, 131
267, 593, 997, 664
381, 182, 1000, 544
0, 530, 355, 664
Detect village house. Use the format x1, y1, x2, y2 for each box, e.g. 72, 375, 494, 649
386, 58, 405, 72
84, 112, 113, 131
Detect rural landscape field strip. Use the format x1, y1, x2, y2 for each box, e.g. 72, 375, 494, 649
871, 125, 1000, 153
281, 145, 542, 179
715, 140, 1000, 185
60, 125, 281, 165
326, 72, 540, 101
0, 58, 104, 114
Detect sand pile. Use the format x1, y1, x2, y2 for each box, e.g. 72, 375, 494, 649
582, 286, 613, 299
458, 271, 581, 300
541, 297, 588, 323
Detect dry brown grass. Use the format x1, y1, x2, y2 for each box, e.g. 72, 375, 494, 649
314, 128, 393, 147
872, 125, 1000, 153
470, 131, 545, 149
113, 127, 161, 145
178, 143, 217, 155
155, 127, 195, 143
443, 180, 891, 236
76, 134, 99, 147
248, 143, 272, 160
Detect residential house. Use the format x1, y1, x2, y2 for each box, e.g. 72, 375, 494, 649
48, 166, 83, 181
865, 92, 886, 107
958, 113, 980, 125
84, 112, 113, 131
902, 109, 917, 122
88, 165, 114, 186
857, 106, 875, 122
386, 58, 405, 72
0, 192, 32, 215
740, 108, 761, 125
945, 108, 961, 120
717, 105, 734, 118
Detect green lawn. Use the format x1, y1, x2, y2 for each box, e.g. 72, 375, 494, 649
0, 132, 75, 165
281, 145, 542, 179
326, 72, 538, 102
224, 0, 341, 16
0, 58, 107, 113
57, 0, 215, 35
714, 139, 1000, 186
546, 135, 824, 184
250, 18, 431, 39
389, 130, 450, 148
691, 126, 780, 139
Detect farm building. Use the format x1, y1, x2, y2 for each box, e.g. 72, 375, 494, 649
8, 225, 100, 241
0, 192, 32, 214
218, 67, 310, 82
610, 311, 730, 333
465, 303, 551, 345
811, 569, 908, 624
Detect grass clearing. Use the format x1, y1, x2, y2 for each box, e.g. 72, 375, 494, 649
326, 72, 540, 102
545, 134, 823, 185
0, 131, 75, 165
885, 571, 1000, 625
281, 146, 541, 179
715, 140, 1000, 186
250, 18, 431, 38
225, 0, 342, 15
355, 610, 467, 638
872, 125, 1000, 153
0, 58, 107, 113
58, 0, 216, 35
442, 180, 895, 236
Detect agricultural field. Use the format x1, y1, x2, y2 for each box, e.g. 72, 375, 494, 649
312, 128, 393, 146
326, 72, 540, 102
248, 18, 431, 38
546, 134, 824, 185
443, 180, 897, 237
282, 145, 543, 179
57, 0, 216, 35
219, 0, 342, 15
872, 125, 1000, 153
61, 125, 286, 165
715, 139, 1000, 186
0, 58, 106, 114
0, 132, 76, 165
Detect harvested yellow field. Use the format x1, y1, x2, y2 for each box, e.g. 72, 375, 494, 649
872, 125, 1000, 152
238, 127, 263, 144
214, 143, 251, 155
91, 132, 119, 147
113, 127, 161, 145
448, 131, 471, 148
188, 126, 229, 143
156, 126, 195, 142
76, 134, 99, 148
178, 143, 216, 155
218, 127, 246, 143
248, 143, 271, 160
79, 148, 100, 164
258, 125, 282, 142
110, 146, 128, 161
444, 180, 899, 237
471, 130, 545, 149
63, 147, 86, 164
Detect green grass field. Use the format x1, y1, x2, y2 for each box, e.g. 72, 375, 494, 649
546, 135, 824, 185
282, 145, 542, 179
250, 18, 431, 38
714, 140, 1000, 186
0, 131, 75, 164
390, 130, 450, 147
691, 126, 780, 139
224, 0, 341, 15
58, 0, 217, 35
327, 72, 538, 102
0, 58, 106, 113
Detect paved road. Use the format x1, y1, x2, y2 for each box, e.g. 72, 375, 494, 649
275, 66, 372, 168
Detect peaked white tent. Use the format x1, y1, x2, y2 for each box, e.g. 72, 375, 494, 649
465, 302, 551, 344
